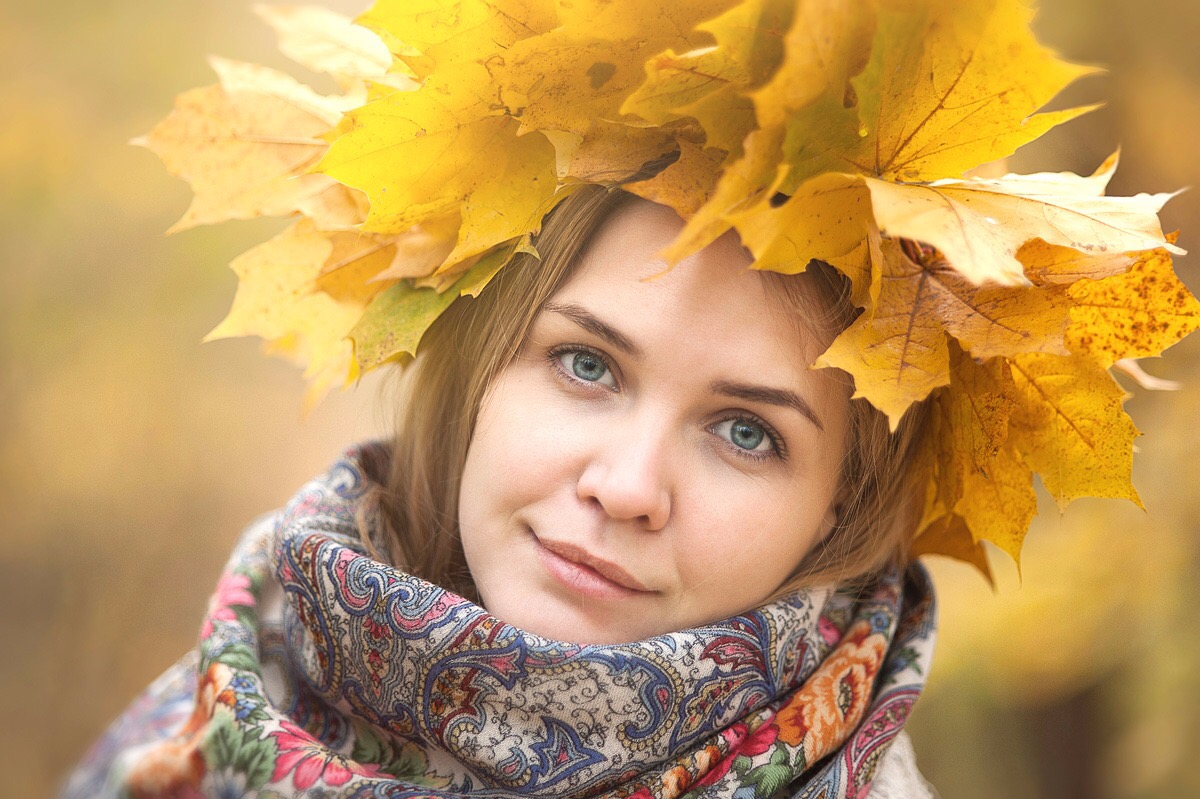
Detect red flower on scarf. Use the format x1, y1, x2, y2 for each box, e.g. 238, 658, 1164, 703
201, 572, 255, 639
692, 720, 779, 788
269, 719, 385, 789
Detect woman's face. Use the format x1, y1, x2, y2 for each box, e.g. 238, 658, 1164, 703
457, 200, 851, 644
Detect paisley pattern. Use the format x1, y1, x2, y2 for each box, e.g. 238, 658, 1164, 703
66, 443, 936, 799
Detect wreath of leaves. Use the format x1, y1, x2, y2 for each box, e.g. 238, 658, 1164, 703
137, 0, 1200, 573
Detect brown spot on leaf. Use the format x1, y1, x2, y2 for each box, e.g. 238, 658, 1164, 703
587, 62, 617, 89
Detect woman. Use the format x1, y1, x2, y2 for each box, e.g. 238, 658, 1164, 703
68, 185, 936, 798
68, 0, 1193, 796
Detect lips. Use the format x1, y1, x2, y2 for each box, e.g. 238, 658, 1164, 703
532, 534, 654, 596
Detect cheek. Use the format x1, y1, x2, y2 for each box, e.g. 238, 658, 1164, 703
459, 372, 587, 522
668, 468, 839, 595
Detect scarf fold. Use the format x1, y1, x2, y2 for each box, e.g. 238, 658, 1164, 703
67, 443, 936, 799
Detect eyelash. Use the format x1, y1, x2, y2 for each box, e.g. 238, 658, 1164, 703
713, 413, 787, 463
545, 345, 788, 463
546, 344, 619, 392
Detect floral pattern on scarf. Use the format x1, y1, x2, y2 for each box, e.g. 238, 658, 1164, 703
66, 443, 936, 799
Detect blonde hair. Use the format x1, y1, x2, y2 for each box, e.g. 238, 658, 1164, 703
366, 185, 928, 603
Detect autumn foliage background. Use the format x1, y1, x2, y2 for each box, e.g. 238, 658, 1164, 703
3, 1, 1200, 797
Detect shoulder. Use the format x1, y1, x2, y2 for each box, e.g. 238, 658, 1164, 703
868, 730, 938, 799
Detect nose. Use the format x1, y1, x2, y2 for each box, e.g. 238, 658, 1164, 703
576, 418, 672, 530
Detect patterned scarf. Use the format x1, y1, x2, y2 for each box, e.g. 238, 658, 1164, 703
67, 443, 936, 799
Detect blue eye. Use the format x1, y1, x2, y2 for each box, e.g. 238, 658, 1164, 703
713, 418, 774, 454
557, 349, 617, 389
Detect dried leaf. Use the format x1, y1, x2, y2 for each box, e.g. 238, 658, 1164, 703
357, 0, 559, 79
1008, 353, 1141, 509
363, 213, 461, 282
134, 58, 363, 232
350, 241, 517, 370
621, 0, 793, 151
625, 141, 728, 218
206, 220, 393, 399
955, 443, 1037, 566
665, 126, 784, 262
863, 168, 1180, 286
547, 122, 678, 186
497, 0, 739, 136
749, 0, 874, 130
943, 347, 1020, 474
917, 350, 1036, 566
731, 172, 871, 276
782, 0, 1097, 186
1065, 243, 1200, 365
658, 0, 873, 261
622, 46, 752, 137
254, 4, 409, 88
817, 239, 1072, 425
914, 344, 1017, 532
910, 513, 993, 583
320, 103, 557, 261
727, 171, 881, 308
1019, 238, 1141, 286
821, 225, 882, 310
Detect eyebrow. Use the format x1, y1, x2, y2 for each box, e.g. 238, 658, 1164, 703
543, 302, 644, 359
710, 380, 825, 432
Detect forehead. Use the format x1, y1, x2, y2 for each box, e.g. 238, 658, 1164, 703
556, 199, 830, 368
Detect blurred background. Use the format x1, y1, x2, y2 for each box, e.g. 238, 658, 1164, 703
2, 0, 1198, 796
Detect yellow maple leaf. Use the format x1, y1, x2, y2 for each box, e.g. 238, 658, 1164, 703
910, 513, 993, 583
657, 0, 873, 261
319, 100, 558, 262
323, 0, 566, 260
253, 4, 411, 89
545, 123, 681, 185
622, 44, 755, 157
817, 238, 1073, 425
749, 0, 873, 131
716, 168, 1173, 358
1065, 242, 1200, 366
135, 57, 364, 233
862, 162, 1181, 285
955, 443, 1037, 566
729, 172, 871, 277
498, 0, 736, 139
625, 141, 728, 218
206, 220, 394, 402
324, 0, 746, 266
1007, 352, 1141, 509
358, 213, 461, 282
724, 168, 884, 311
621, 0, 793, 154
781, 0, 1096, 188
1019, 239, 1143, 285
911, 346, 1023, 559
940, 346, 1020, 475
349, 240, 519, 370
358, 0, 559, 79
664, 126, 785, 261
